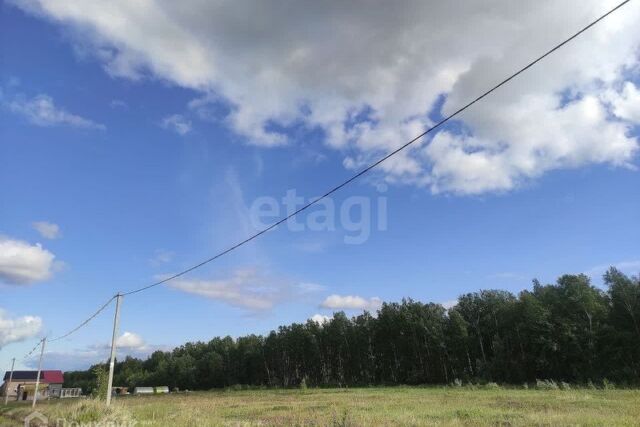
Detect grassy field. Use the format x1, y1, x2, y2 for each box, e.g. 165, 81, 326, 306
2, 387, 640, 426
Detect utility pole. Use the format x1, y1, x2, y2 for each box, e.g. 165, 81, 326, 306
106, 294, 123, 406
32, 338, 46, 408
3, 358, 15, 405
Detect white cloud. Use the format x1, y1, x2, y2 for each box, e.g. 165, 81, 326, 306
424, 94, 637, 194
11, 1, 640, 194
7, 93, 105, 129
167, 268, 301, 311
116, 331, 145, 350
310, 314, 330, 325
0, 236, 56, 285
161, 114, 192, 135
320, 294, 382, 311
609, 82, 640, 122
0, 309, 42, 348
32, 221, 61, 239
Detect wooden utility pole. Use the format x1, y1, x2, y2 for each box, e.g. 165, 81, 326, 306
106, 294, 123, 406
32, 338, 46, 408
3, 358, 15, 405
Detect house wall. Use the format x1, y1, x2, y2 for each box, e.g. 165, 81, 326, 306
1, 381, 61, 401
49, 383, 62, 398
1, 381, 28, 400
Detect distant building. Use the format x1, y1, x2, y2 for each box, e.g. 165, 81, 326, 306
133, 386, 169, 395
1, 370, 64, 401
60, 388, 82, 398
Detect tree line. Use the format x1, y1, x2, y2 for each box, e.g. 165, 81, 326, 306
64, 268, 640, 392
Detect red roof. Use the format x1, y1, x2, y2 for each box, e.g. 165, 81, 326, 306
42, 370, 64, 384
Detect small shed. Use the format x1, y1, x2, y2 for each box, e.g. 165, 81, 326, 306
134, 387, 154, 395
61, 388, 82, 398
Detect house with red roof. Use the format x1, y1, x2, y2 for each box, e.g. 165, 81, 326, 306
1, 370, 64, 401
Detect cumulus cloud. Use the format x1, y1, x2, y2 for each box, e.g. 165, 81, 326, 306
310, 314, 330, 325
167, 268, 311, 311
89, 331, 147, 352
161, 114, 192, 135
11, 0, 640, 193
0, 309, 42, 348
116, 331, 145, 350
608, 82, 640, 123
0, 236, 56, 285
320, 294, 382, 311
7, 93, 105, 129
32, 221, 61, 239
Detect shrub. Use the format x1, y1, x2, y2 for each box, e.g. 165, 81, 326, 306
559, 382, 571, 390
452, 378, 463, 387
90, 366, 109, 400
483, 382, 501, 390
603, 378, 616, 390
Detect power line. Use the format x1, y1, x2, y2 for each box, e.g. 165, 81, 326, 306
48, 295, 117, 343
122, 0, 632, 297
23, 338, 44, 360
20, 296, 115, 361
16, 0, 631, 345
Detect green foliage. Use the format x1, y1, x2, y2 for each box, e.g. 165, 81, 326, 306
61, 270, 640, 390
90, 365, 109, 400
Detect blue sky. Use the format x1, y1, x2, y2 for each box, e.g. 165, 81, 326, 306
1, 1, 640, 371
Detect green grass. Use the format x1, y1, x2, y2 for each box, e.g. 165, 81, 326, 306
2, 387, 640, 426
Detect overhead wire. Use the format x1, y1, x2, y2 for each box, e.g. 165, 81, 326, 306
15, 0, 632, 343
48, 294, 117, 343
23, 338, 44, 360
122, 0, 633, 297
